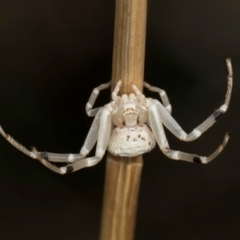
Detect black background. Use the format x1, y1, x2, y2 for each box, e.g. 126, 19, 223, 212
0, 0, 240, 239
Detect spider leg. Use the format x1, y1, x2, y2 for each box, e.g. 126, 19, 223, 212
131, 84, 147, 104
34, 152, 102, 174
148, 103, 230, 163
144, 81, 172, 114
35, 105, 112, 174
0, 125, 84, 163
35, 108, 103, 162
0, 106, 104, 163
0, 125, 37, 159
162, 133, 230, 163
36, 152, 84, 163
111, 80, 122, 100
154, 58, 233, 142
86, 81, 111, 117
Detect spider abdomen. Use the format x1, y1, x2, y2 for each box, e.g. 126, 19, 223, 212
108, 124, 156, 157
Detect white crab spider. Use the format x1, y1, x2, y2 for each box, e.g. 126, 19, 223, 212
0, 59, 233, 174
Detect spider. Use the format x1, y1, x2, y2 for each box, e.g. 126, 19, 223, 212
0, 59, 232, 174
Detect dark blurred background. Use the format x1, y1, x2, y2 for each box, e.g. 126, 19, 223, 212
0, 0, 240, 239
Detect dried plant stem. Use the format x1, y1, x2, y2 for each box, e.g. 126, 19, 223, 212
99, 0, 147, 240
100, 155, 143, 240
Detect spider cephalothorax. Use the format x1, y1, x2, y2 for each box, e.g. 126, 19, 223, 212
0, 59, 233, 174
109, 89, 155, 157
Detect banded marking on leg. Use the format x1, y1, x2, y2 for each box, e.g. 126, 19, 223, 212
40, 152, 49, 160
213, 109, 224, 120
64, 165, 74, 174
193, 156, 202, 164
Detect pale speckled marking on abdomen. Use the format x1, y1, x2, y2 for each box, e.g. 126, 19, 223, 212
107, 124, 156, 157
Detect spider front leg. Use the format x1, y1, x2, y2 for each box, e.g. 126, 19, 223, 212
148, 102, 230, 163
35, 105, 112, 174
155, 58, 233, 142
86, 81, 111, 117
144, 81, 172, 114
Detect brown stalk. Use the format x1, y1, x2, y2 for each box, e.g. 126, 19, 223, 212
99, 0, 147, 240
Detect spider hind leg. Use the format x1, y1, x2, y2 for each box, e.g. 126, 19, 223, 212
148, 102, 230, 164
163, 132, 230, 164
